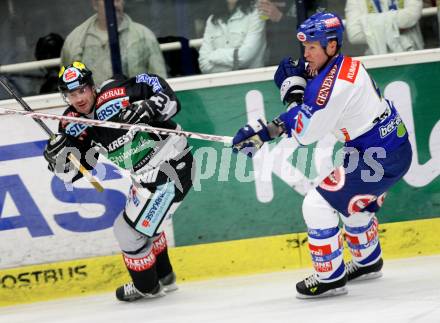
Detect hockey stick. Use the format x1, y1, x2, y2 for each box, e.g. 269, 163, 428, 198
0, 77, 104, 193
0, 106, 234, 144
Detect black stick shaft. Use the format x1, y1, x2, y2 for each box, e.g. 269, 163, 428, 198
0, 76, 54, 137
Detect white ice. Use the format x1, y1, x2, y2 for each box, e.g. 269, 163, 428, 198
1, 255, 439, 323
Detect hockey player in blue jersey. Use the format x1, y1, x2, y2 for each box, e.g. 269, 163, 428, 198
232, 11, 413, 298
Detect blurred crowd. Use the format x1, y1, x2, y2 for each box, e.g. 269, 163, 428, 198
0, 0, 438, 97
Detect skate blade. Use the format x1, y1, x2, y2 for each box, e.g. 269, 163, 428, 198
161, 282, 178, 293
296, 286, 348, 299
350, 271, 383, 283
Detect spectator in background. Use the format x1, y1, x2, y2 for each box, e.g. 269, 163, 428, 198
345, 0, 424, 55
35, 33, 64, 94
198, 0, 267, 74
256, 0, 300, 66
61, 0, 167, 87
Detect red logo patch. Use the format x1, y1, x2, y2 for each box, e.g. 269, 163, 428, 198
324, 17, 341, 28
152, 232, 167, 255
338, 57, 360, 84
309, 243, 332, 256
319, 166, 345, 192
348, 194, 377, 214
123, 252, 156, 272
314, 261, 333, 273
297, 32, 307, 42
64, 68, 78, 82
295, 113, 304, 134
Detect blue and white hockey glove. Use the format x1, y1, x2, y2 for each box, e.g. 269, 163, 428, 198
274, 57, 307, 105
232, 118, 285, 158
119, 100, 156, 124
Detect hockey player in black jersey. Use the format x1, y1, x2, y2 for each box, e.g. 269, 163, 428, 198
44, 61, 194, 302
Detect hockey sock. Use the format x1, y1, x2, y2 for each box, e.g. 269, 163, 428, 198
122, 244, 159, 294
152, 232, 173, 279
344, 216, 382, 266
308, 227, 345, 282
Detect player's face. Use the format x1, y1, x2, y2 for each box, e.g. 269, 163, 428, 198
303, 41, 328, 73
65, 85, 96, 115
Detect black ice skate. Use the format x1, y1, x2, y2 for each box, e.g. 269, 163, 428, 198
115, 282, 165, 302
160, 272, 178, 293
296, 274, 348, 299
346, 258, 383, 282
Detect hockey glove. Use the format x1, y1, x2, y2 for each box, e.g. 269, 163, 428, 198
43, 133, 70, 172
274, 57, 307, 105
119, 100, 156, 124
232, 118, 285, 158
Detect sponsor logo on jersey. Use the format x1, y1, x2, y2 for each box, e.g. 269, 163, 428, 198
319, 166, 345, 191
324, 17, 341, 28
316, 64, 338, 106
96, 97, 129, 121
297, 32, 306, 42
136, 74, 162, 93
106, 126, 145, 152
123, 252, 156, 272
338, 57, 360, 84
379, 114, 403, 138
65, 121, 89, 137
96, 87, 126, 106
347, 194, 377, 214
63, 67, 79, 82
61, 111, 88, 139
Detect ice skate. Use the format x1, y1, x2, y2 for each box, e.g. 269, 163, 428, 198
115, 282, 165, 302
296, 274, 348, 299
346, 258, 383, 282
160, 272, 178, 293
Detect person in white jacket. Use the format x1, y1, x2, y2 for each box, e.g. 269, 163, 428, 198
198, 0, 267, 73
345, 0, 424, 55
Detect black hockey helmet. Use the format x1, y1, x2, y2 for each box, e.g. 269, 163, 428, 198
58, 61, 94, 92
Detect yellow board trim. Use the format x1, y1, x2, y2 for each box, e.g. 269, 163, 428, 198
1, 217, 440, 307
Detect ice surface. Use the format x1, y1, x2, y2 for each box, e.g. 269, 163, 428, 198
1, 255, 439, 323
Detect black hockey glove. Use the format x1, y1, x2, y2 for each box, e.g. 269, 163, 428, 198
43, 133, 70, 172
119, 100, 156, 124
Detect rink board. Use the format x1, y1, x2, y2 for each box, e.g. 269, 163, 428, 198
1, 50, 440, 306
1, 216, 440, 307
1, 58, 440, 269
